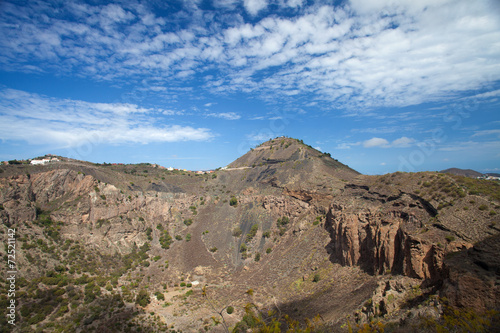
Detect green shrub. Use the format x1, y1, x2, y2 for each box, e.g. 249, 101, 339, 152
254, 252, 261, 262
313, 274, 320, 283
146, 227, 153, 240
229, 196, 238, 207
183, 219, 193, 226
232, 227, 242, 237
209, 247, 218, 252
479, 204, 488, 211
175, 235, 183, 241
277, 216, 289, 226
227, 306, 234, 314
155, 291, 165, 301
159, 231, 173, 249
246, 224, 259, 242
266, 248, 272, 254
186, 233, 191, 241
136, 289, 150, 307
313, 217, 320, 225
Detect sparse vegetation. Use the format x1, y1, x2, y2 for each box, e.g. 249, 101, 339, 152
232, 227, 242, 237
159, 230, 173, 249
245, 224, 259, 242
277, 216, 290, 226
136, 289, 150, 307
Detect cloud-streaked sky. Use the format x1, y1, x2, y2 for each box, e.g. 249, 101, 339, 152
1, 0, 499, 174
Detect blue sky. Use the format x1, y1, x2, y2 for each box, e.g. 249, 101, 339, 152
0, 0, 499, 174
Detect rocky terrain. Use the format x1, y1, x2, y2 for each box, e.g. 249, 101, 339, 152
0, 137, 499, 332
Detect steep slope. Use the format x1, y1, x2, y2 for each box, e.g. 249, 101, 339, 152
0, 138, 498, 332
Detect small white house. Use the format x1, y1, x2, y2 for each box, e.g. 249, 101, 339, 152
31, 159, 49, 165
30, 157, 59, 165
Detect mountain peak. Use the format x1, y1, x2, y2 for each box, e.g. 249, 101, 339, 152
225, 137, 359, 192
229, 137, 334, 168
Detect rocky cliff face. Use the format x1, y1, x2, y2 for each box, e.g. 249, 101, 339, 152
441, 234, 500, 312
325, 185, 450, 283
322, 175, 499, 326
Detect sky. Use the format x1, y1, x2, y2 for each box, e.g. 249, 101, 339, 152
0, 0, 499, 175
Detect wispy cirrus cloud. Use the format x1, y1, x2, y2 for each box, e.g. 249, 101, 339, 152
0, 0, 499, 111
0, 89, 213, 147
206, 112, 241, 120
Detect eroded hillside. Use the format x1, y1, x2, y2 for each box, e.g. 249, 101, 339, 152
0, 138, 499, 332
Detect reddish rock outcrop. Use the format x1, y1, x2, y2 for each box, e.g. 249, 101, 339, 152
325, 201, 446, 285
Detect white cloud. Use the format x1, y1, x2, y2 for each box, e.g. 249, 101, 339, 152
336, 143, 352, 149
363, 136, 415, 148
0, 0, 499, 110
438, 140, 500, 152
472, 129, 500, 137
0, 89, 213, 147
363, 137, 389, 148
336, 141, 362, 149
244, 0, 268, 16
281, 0, 305, 8
392, 136, 415, 147
247, 132, 275, 141
464, 89, 500, 100
207, 112, 241, 120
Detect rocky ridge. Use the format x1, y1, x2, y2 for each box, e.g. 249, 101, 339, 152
0, 137, 498, 332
